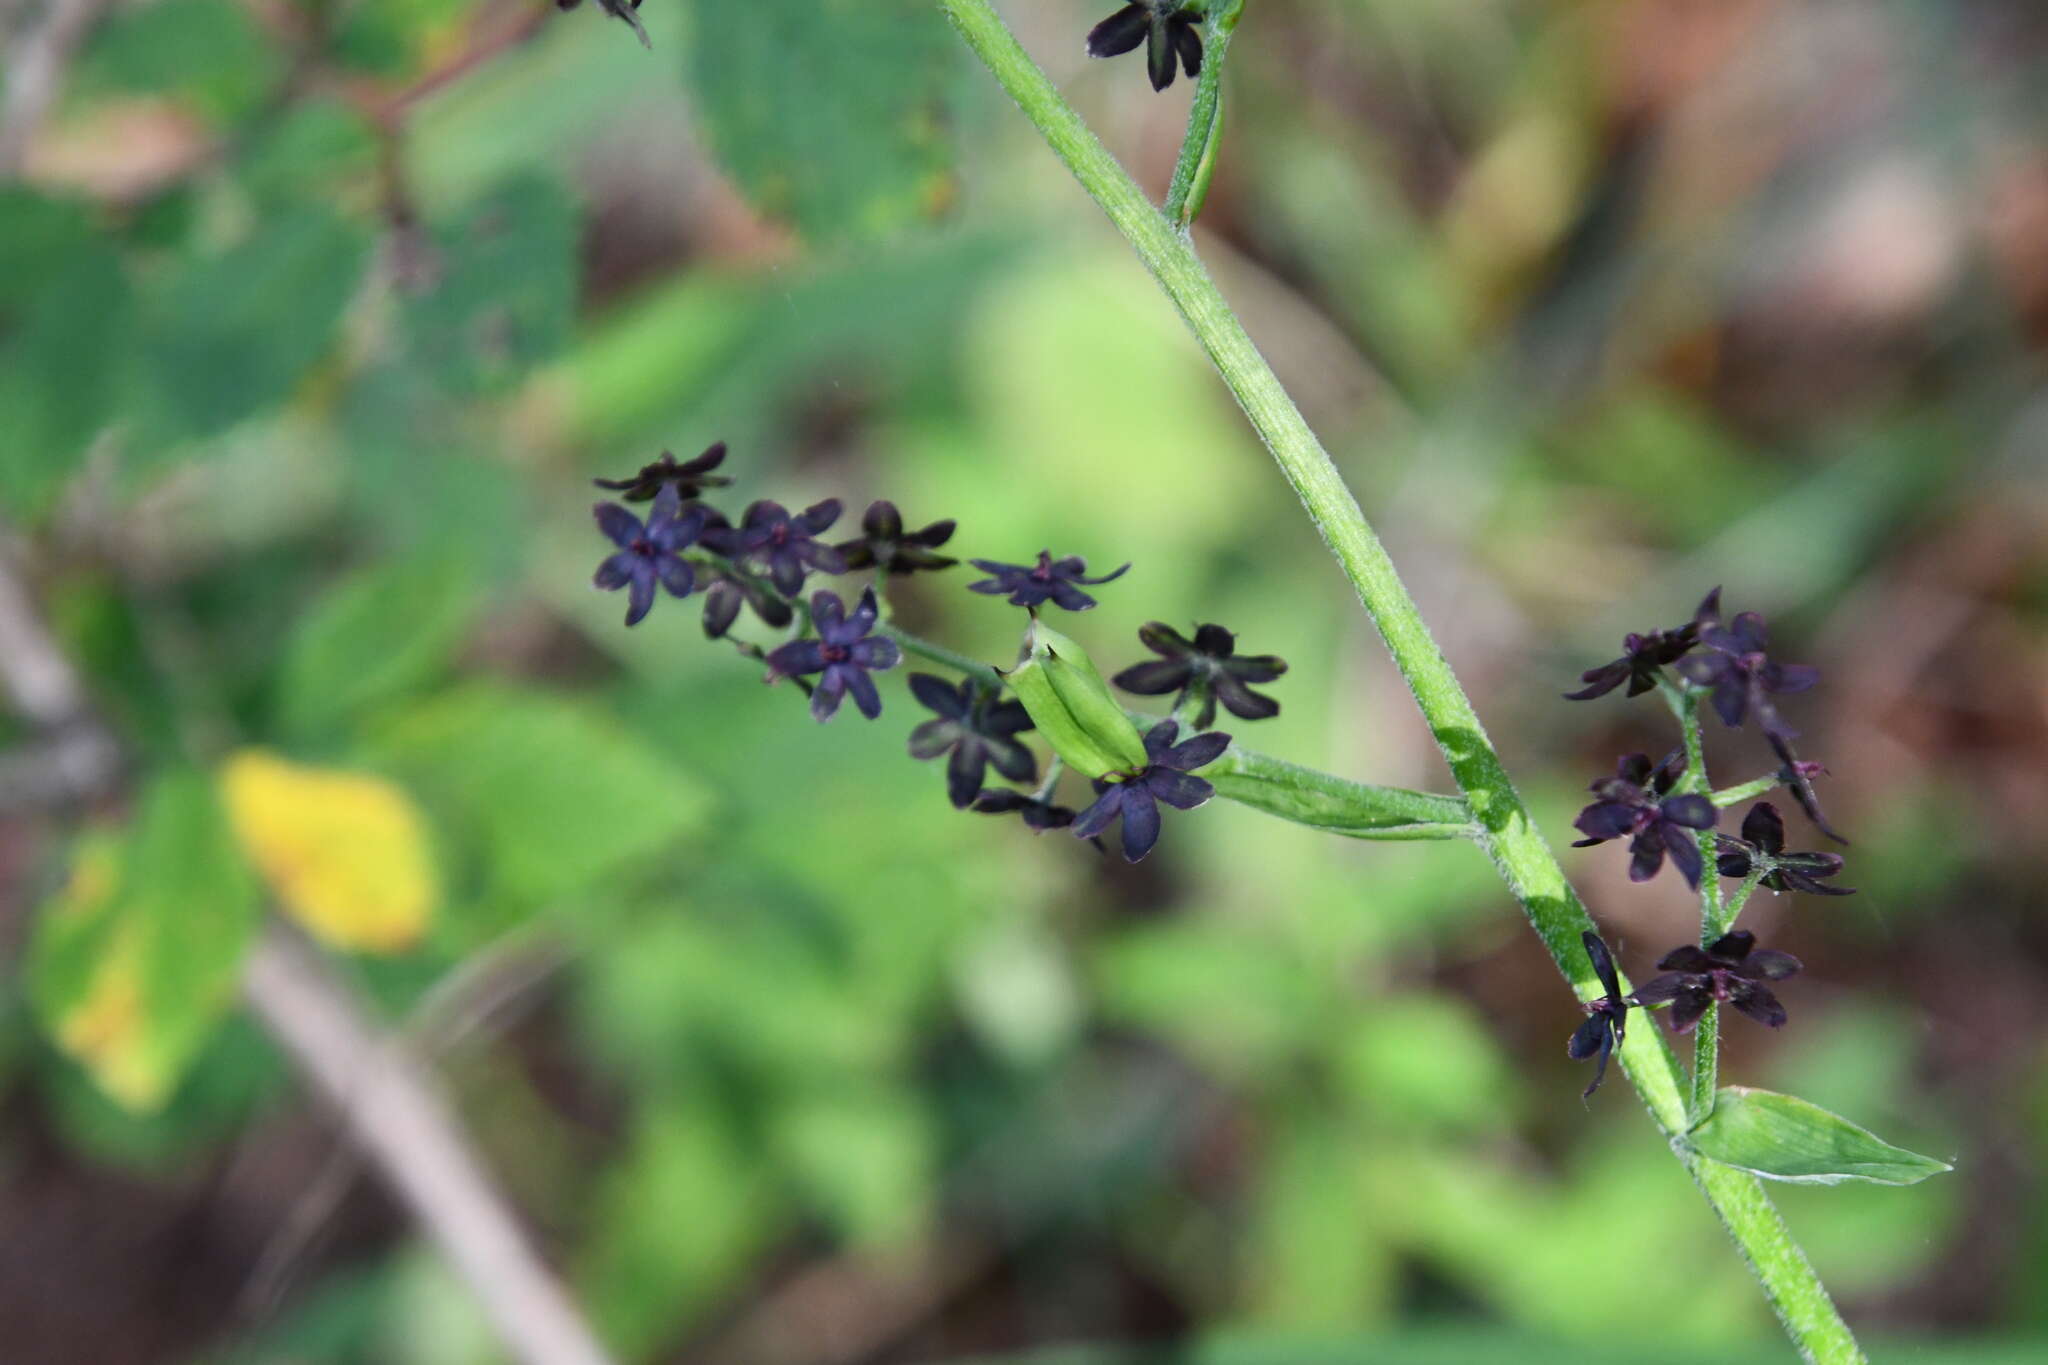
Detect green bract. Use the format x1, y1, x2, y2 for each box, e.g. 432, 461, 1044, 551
1687, 1087, 1954, 1187
1002, 617, 1150, 780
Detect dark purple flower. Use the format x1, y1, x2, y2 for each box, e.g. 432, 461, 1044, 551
1565, 588, 1720, 700
1631, 930, 1802, 1033
968, 550, 1130, 611
1716, 802, 1854, 897
1071, 719, 1229, 863
557, 0, 648, 50
1086, 2, 1203, 92
698, 566, 794, 640
593, 484, 708, 626
1769, 732, 1848, 845
1675, 607, 1819, 739
591, 441, 733, 502
1112, 623, 1288, 730
764, 589, 901, 722
1567, 930, 1631, 1099
972, 787, 1081, 835
1571, 750, 1718, 888
835, 500, 958, 576
908, 674, 1037, 809
704, 498, 848, 596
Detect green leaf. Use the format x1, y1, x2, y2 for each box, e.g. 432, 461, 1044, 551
1203, 746, 1475, 841
366, 683, 712, 909
134, 207, 370, 443
77, 0, 278, 124
0, 235, 133, 515
401, 174, 579, 394
1686, 1086, 1953, 1187
681, 0, 959, 241
27, 771, 260, 1112
274, 553, 480, 738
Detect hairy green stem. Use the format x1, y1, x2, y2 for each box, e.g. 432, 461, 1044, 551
1163, 1, 1241, 225
1670, 678, 1726, 1123
936, 4, 1862, 1359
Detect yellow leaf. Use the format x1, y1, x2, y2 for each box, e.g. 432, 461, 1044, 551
56, 920, 165, 1111
220, 749, 438, 953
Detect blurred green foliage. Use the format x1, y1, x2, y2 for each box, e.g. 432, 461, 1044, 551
1, 1, 2044, 1363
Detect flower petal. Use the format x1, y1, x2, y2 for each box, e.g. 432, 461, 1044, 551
657, 553, 695, 598
1112, 659, 1190, 695
594, 551, 636, 590
594, 502, 643, 547
1727, 980, 1788, 1028
1740, 949, 1803, 981
1146, 767, 1212, 811
862, 499, 903, 539
908, 718, 961, 761
1085, 4, 1148, 58
1162, 730, 1230, 771
945, 742, 986, 809
1117, 784, 1161, 861
1071, 786, 1125, 840
809, 668, 847, 722
624, 566, 656, 626
1741, 802, 1786, 854
842, 666, 883, 720
910, 673, 967, 718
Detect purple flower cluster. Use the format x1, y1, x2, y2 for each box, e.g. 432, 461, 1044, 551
1563, 589, 1853, 1098
587, 442, 1253, 864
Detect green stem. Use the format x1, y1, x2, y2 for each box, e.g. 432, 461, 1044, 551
1670, 679, 1725, 1124
1723, 868, 1767, 926
1162, 1, 1242, 226
1712, 773, 1784, 808
936, 5, 1862, 1359
881, 623, 1004, 687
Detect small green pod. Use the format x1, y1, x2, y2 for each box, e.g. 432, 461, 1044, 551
1002, 617, 1150, 780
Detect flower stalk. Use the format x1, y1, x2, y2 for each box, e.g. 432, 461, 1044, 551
934, 2, 1864, 1358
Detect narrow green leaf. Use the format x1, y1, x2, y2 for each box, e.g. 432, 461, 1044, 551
682, 0, 959, 242
1687, 1086, 1953, 1187
1203, 746, 1475, 841
27, 771, 260, 1112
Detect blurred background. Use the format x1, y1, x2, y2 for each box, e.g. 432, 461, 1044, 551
0, 0, 2044, 1362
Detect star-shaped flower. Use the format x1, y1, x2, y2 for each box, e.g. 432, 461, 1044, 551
968, 550, 1130, 611
1565, 588, 1720, 700
1567, 930, 1631, 1099
908, 674, 1037, 809
971, 787, 1082, 835
835, 500, 958, 576
1112, 622, 1287, 730
1571, 750, 1718, 888
1675, 607, 1819, 739
1716, 802, 1854, 896
592, 484, 708, 626
1631, 930, 1802, 1033
1086, 2, 1204, 92
764, 589, 901, 722
1071, 719, 1229, 862
705, 498, 848, 596
557, 0, 649, 51
591, 441, 733, 502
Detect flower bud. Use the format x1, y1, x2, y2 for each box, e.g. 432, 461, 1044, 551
1001, 617, 1149, 780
